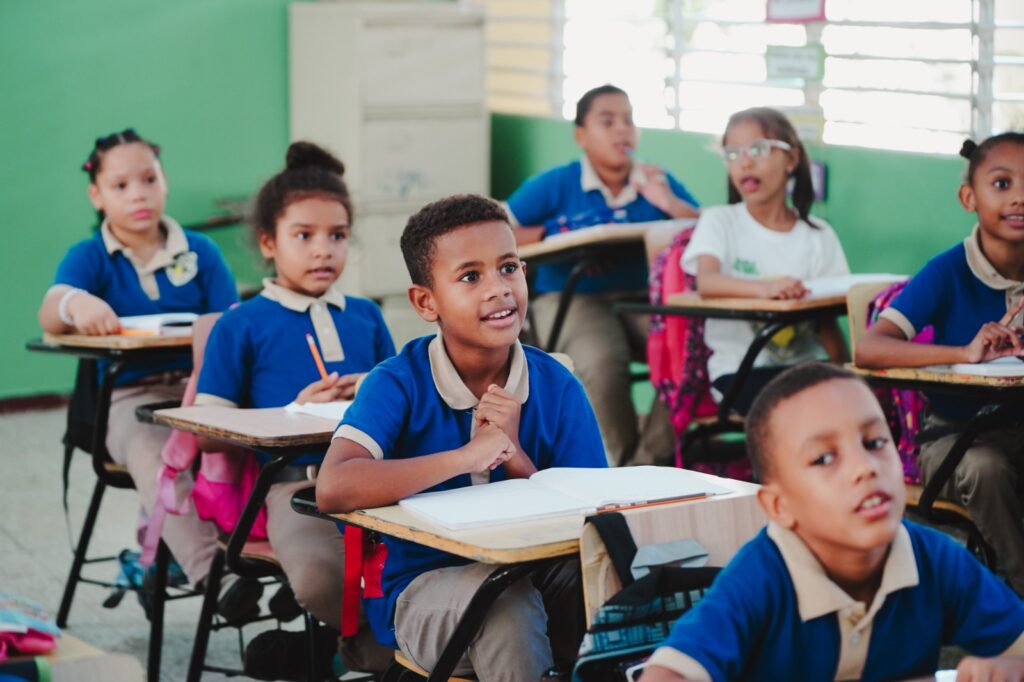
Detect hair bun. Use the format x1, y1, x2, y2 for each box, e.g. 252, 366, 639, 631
959, 139, 978, 159
285, 141, 345, 176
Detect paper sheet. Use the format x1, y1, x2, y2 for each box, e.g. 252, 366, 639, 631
283, 400, 353, 421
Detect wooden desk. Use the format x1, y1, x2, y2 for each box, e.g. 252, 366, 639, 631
40, 332, 192, 351
152, 405, 337, 450
664, 292, 847, 315
850, 365, 1024, 392
518, 220, 694, 350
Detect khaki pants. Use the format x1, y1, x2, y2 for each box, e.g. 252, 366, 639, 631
394, 559, 583, 681
107, 383, 218, 585
265, 480, 393, 672
530, 292, 675, 466
918, 414, 1024, 595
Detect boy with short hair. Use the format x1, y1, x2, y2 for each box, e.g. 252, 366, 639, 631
641, 362, 1024, 682
317, 194, 607, 680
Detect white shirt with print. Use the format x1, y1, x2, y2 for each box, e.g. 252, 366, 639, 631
680, 203, 850, 385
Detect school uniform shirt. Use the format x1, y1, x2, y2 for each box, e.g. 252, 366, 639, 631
51, 217, 238, 383
333, 334, 607, 647
680, 203, 849, 385
880, 225, 1024, 422
504, 156, 700, 294
649, 520, 1024, 682
196, 278, 395, 464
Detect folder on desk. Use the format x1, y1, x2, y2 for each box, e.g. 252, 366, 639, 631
399, 466, 730, 530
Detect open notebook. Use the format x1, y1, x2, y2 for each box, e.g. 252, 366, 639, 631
119, 312, 198, 336
398, 466, 730, 530
803, 274, 905, 300
926, 356, 1024, 377
283, 400, 353, 421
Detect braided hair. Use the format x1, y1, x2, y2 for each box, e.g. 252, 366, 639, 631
81, 128, 160, 182
959, 132, 1024, 185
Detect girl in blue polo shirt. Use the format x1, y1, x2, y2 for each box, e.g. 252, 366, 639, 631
38, 129, 238, 594
195, 142, 396, 676
504, 84, 701, 467
857, 132, 1024, 596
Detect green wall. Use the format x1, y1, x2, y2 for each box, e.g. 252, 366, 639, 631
0, 1, 977, 399
1, 0, 288, 398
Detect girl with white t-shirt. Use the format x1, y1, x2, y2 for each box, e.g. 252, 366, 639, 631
681, 107, 850, 413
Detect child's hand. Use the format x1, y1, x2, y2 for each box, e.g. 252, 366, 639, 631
759, 277, 807, 300
475, 385, 522, 444
962, 299, 1024, 363
461, 422, 515, 473
633, 164, 675, 213
295, 372, 359, 404
957, 655, 1024, 681
67, 293, 121, 335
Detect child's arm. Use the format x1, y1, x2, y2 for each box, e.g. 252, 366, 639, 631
39, 286, 121, 335
515, 226, 546, 246
639, 666, 698, 682
956, 655, 1024, 681
855, 299, 1024, 368
634, 165, 700, 219
818, 317, 849, 363
316, 422, 515, 513
695, 255, 807, 300
295, 373, 362, 403
475, 384, 537, 479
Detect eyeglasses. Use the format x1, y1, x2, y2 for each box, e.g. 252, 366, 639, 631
721, 139, 793, 163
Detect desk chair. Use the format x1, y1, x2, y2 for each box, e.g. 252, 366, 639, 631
846, 283, 996, 568
56, 358, 191, 682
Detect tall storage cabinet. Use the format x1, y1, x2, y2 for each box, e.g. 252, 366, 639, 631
289, 1, 488, 347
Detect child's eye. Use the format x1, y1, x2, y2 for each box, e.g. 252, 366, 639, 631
145, 175, 156, 184
500, 261, 520, 275
993, 178, 1011, 190
459, 271, 479, 283
116, 182, 127, 190
811, 452, 836, 466
330, 230, 348, 241
296, 231, 310, 241
864, 437, 889, 451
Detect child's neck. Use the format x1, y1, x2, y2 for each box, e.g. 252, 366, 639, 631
444, 336, 513, 399
745, 197, 796, 233
109, 221, 164, 263
589, 156, 631, 197
815, 540, 890, 606
978, 227, 1024, 281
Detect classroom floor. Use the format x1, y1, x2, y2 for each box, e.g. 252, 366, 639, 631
0, 406, 316, 681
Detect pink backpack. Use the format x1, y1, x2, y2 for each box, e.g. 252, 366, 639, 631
140, 313, 267, 565
646, 228, 752, 480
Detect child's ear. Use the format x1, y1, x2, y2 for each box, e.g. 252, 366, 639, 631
757, 482, 796, 530
257, 231, 276, 260
87, 184, 103, 212
408, 284, 439, 323
958, 183, 977, 212
573, 124, 588, 150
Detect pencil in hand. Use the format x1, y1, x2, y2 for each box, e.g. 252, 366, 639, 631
305, 333, 329, 381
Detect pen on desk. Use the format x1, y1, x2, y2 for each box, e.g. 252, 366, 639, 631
596, 492, 709, 514
305, 333, 329, 381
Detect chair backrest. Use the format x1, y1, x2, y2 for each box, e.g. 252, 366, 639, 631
191, 313, 223, 368
846, 281, 894, 360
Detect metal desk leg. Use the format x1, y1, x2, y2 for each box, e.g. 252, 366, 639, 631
427, 562, 541, 682
715, 320, 789, 424
545, 261, 590, 352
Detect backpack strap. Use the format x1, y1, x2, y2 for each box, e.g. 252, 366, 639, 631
585, 512, 638, 589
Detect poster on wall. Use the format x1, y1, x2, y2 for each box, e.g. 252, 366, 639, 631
766, 45, 825, 80
766, 0, 826, 23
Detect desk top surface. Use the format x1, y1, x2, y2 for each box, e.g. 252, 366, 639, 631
851, 365, 1024, 389
38, 332, 192, 350
153, 405, 337, 448
664, 292, 847, 312
517, 224, 650, 260
334, 473, 760, 564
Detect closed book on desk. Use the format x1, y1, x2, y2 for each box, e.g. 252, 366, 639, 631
119, 313, 198, 336
804, 274, 905, 300
398, 466, 730, 530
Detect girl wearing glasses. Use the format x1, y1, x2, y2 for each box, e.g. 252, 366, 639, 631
680, 107, 850, 414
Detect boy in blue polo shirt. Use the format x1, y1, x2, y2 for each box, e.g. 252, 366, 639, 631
317, 194, 607, 680
505, 84, 700, 467
641, 363, 1024, 682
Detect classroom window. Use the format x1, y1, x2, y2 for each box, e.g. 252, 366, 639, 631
475, 0, 1024, 154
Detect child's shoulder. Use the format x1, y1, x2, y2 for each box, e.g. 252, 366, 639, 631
522, 343, 579, 386
340, 294, 385, 318
527, 159, 583, 187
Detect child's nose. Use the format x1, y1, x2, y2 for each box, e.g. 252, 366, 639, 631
850, 446, 880, 483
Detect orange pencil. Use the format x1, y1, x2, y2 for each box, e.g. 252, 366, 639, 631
119, 328, 159, 337
305, 333, 329, 380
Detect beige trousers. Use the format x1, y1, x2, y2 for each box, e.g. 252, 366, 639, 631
918, 414, 1024, 595
394, 559, 583, 681
530, 292, 675, 466
106, 383, 218, 585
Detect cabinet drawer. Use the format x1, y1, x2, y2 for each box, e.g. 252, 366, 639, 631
353, 212, 410, 298
360, 117, 488, 204
359, 22, 485, 107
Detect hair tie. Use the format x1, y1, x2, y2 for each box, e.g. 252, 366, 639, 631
82, 161, 93, 172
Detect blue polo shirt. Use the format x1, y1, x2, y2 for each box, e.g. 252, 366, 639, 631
197, 281, 395, 464
651, 521, 1024, 682
880, 229, 1024, 421
505, 158, 699, 294
52, 218, 238, 383
334, 334, 607, 647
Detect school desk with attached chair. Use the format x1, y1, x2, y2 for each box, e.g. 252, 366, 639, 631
26, 332, 194, 682
291, 471, 765, 682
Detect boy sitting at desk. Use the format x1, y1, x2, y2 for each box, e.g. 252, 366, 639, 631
641, 363, 1024, 682
317, 194, 607, 680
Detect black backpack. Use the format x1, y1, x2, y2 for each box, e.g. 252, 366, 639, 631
573, 512, 720, 682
